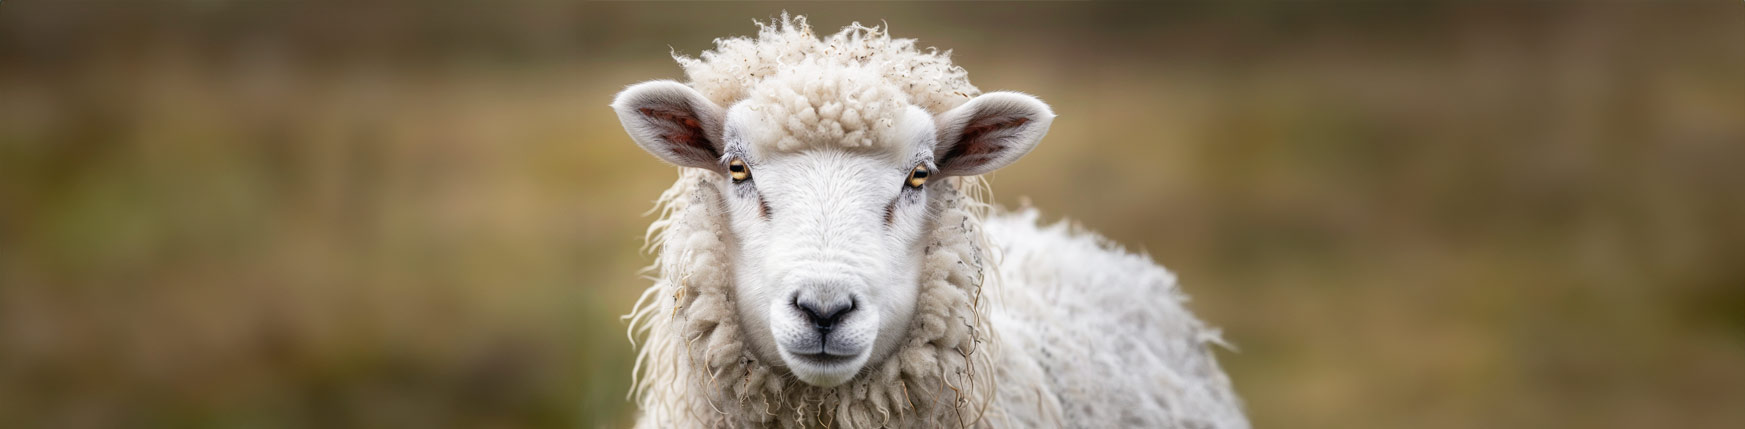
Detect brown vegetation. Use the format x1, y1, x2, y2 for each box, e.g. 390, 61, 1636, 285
1, 2, 1740, 428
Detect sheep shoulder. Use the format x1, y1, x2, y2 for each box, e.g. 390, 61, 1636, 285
980, 209, 1250, 428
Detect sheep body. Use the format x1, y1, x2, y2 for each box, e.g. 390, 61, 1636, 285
622, 14, 1247, 428
980, 209, 1247, 427
627, 172, 1246, 428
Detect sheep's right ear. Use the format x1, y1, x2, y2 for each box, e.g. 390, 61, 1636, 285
611, 80, 727, 171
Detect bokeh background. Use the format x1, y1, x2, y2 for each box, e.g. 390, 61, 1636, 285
3, 1, 1742, 428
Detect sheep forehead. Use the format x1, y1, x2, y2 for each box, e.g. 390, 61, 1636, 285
676, 14, 982, 151
731, 65, 913, 154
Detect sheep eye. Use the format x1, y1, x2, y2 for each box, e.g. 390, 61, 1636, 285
728, 158, 750, 182
906, 164, 929, 188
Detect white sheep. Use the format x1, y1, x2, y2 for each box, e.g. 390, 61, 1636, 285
613, 14, 1248, 428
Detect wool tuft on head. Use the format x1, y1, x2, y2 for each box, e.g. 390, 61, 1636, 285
674, 13, 978, 152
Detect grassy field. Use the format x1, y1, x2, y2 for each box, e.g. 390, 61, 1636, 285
2, 2, 1741, 428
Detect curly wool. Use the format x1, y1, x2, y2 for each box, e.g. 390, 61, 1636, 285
626, 169, 998, 428
675, 13, 977, 152
627, 15, 1248, 429
624, 172, 1250, 428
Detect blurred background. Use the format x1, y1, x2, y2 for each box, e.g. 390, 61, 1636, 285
2, 1, 1741, 428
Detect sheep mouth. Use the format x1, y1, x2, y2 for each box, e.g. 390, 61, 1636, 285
787, 351, 858, 367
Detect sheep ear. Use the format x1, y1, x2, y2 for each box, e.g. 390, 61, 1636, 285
933, 92, 1055, 176
611, 80, 728, 171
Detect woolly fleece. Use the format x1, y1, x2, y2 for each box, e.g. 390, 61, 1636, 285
675, 13, 977, 152
625, 14, 1248, 429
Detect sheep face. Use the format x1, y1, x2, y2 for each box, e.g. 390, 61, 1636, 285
716, 138, 933, 387
613, 80, 1054, 387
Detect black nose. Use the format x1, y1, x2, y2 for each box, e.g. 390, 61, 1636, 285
794, 296, 855, 332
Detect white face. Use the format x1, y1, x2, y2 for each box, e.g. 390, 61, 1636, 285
714, 106, 939, 386
612, 81, 1053, 387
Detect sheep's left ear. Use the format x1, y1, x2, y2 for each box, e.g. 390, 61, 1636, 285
933, 92, 1055, 176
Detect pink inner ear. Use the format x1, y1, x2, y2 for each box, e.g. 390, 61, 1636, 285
638, 107, 713, 157
943, 116, 1030, 165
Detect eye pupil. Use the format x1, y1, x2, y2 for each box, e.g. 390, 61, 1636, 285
728, 158, 750, 181
907, 165, 929, 188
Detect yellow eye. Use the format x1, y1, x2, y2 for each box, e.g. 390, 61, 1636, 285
728, 158, 750, 182
907, 164, 930, 188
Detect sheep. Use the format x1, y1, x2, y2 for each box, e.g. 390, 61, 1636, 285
613, 14, 1248, 428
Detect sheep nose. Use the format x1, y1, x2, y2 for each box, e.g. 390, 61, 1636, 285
794, 294, 855, 332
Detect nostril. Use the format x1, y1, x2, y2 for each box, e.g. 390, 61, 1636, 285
794, 296, 855, 332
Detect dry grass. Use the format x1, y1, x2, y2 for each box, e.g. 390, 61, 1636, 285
1, 2, 1741, 428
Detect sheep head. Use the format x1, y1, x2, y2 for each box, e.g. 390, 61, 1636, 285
613, 76, 1050, 387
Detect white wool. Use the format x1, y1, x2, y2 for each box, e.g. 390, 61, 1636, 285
627, 173, 1249, 427
675, 13, 978, 152
626, 15, 1248, 429
980, 209, 1249, 428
